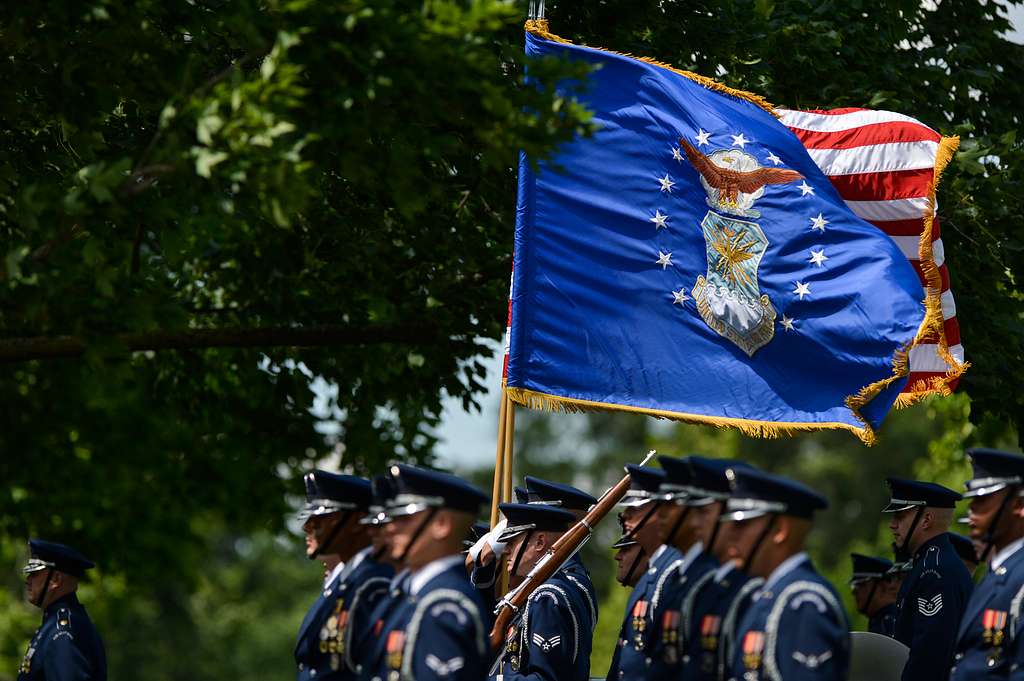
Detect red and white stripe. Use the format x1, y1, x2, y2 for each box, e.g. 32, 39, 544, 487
778, 107, 964, 394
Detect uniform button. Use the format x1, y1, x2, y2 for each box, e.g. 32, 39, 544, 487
619, 671, 624, 679
298, 663, 305, 671
310, 670, 317, 677
645, 658, 652, 666
955, 653, 963, 660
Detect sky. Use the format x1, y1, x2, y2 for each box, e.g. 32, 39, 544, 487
432, 4, 1024, 471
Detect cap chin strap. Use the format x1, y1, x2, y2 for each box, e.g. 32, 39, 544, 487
863, 581, 879, 618
508, 530, 533, 580
621, 503, 660, 546
742, 514, 777, 575
623, 547, 647, 586
31, 568, 54, 610
706, 501, 725, 554
310, 510, 352, 560
395, 508, 438, 565
979, 486, 1018, 563
665, 506, 691, 549
893, 506, 925, 565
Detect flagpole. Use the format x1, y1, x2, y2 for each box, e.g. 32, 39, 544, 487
502, 399, 516, 502
489, 389, 509, 528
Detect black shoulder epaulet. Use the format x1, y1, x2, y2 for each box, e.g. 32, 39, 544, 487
52, 607, 74, 640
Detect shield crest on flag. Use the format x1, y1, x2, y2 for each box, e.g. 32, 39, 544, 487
693, 210, 775, 357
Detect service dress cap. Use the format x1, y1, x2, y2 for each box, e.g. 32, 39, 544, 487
723, 467, 828, 521
360, 474, 397, 526
496, 502, 575, 543
385, 463, 488, 518
962, 447, 1024, 498
688, 456, 754, 501
882, 477, 961, 512
619, 465, 668, 508
23, 539, 95, 578
849, 553, 893, 586
300, 470, 373, 519
657, 455, 706, 504
523, 476, 597, 511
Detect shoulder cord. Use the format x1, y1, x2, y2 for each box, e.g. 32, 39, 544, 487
763, 580, 843, 681
401, 588, 485, 681
717, 577, 765, 681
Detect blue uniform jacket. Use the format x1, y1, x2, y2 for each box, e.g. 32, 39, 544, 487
296, 549, 394, 681
950, 542, 1024, 680
359, 556, 490, 681
868, 602, 898, 638
606, 544, 716, 681
893, 533, 973, 681
493, 568, 595, 681
686, 561, 763, 681
17, 593, 106, 681
730, 554, 849, 681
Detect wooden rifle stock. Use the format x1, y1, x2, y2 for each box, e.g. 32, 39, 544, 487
488, 450, 654, 651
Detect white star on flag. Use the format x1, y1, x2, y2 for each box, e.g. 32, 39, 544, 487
730, 133, 749, 148
671, 288, 690, 305
809, 249, 828, 267
797, 181, 815, 196
651, 210, 669, 230
656, 251, 673, 270
780, 315, 795, 331
671, 147, 683, 162
766, 151, 782, 165
695, 129, 711, 146
810, 213, 829, 232
793, 282, 811, 300
658, 174, 675, 192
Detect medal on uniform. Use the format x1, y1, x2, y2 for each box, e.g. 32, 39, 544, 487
632, 600, 649, 650
983, 609, 1008, 666
506, 625, 521, 671
742, 631, 764, 674
700, 615, 721, 672
661, 610, 680, 664
386, 629, 405, 680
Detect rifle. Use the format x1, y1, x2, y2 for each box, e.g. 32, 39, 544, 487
488, 449, 656, 651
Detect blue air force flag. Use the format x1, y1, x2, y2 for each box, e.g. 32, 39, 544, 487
504, 25, 927, 443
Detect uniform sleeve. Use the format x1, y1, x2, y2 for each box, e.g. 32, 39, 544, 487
1008, 595, 1024, 681
42, 631, 94, 681
770, 591, 849, 681
407, 597, 487, 681
502, 591, 578, 681
901, 573, 960, 681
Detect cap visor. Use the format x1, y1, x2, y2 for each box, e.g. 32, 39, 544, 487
721, 509, 769, 522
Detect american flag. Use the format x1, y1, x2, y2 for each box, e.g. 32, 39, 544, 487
503, 107, 966, 401
778, 108, 965, 399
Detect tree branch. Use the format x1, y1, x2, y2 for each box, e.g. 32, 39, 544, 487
0, 322, 442, 363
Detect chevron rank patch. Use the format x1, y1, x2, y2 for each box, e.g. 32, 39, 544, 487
425, 654, 464, 676
532, 633, 561, 653
918, 594, 943, 616
793, 649, 834, 669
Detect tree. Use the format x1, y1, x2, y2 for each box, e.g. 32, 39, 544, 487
0, 0, 592, 584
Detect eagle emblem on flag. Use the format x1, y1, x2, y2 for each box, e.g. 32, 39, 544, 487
680, 139, 805, 356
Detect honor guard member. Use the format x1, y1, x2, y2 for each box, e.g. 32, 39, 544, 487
949, 449, 1024, 680
360, 464, 489, 681
295, 471, 394, 681
849, 554, 900, 637
678, 457, 761, 681
606, 464, 685, 681
723, 468, 850, 681
657, 455, 721, 680
18, 539, 106, 681
613, 533, 649, 588
490, 503, 595, 681
947, 531, 981, 576
469, 477, 598, 627
882, 477, 973, 681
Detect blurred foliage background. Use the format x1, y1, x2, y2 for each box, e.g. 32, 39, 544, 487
1, 0, 1023, 678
